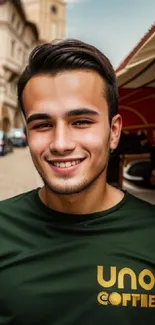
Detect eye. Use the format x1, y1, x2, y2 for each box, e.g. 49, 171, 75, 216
33, 122, 53, 130
73, 120, 93, 127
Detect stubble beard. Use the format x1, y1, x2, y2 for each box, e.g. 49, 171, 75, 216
36, 162, 107, 195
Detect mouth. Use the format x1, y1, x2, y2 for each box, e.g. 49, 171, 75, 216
48, 159, 85, 169
54, 159, 83, 168
46, 158, 86, 175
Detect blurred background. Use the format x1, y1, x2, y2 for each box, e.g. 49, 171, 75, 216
0, 0, 155, 203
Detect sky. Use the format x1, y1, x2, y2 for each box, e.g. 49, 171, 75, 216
65, 0, 155, 68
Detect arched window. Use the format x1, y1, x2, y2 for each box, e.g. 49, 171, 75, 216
51, 5, 58, 14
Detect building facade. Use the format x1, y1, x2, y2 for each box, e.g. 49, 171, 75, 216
22, 0, 66, 43
0, 0, 39, 131
0, 0, 66, 131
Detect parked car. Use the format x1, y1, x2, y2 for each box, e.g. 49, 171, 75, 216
9, 128, 27, 147
0, 130, 13, 156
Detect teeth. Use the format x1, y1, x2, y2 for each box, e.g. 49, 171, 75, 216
60, 162, 66, 168
65, 162, 72, 167
52, 160, 81, 168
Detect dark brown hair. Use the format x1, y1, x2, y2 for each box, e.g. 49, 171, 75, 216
17, 39, 118, 123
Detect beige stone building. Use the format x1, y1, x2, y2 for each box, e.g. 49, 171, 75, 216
22, 0, 66, 43
0, 0, 66, 132
0, 0, 39, 131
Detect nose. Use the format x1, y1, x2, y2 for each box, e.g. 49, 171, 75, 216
49, 122, 75, 155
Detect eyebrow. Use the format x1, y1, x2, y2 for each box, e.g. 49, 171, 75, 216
67, 108, 99, 117
27, 113, 50, 124
26, 108, 99, 124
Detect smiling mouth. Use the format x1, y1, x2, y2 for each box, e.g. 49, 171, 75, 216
49, 159, 85, 168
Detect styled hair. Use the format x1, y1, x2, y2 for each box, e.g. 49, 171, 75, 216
17, 39, 118, 123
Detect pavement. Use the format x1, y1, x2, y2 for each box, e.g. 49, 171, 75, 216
0, 147, 42, 201
0, 147, 155, 204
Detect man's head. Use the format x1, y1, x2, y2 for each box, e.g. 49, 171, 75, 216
18, 39, 118, 124
18, 39, 122, 195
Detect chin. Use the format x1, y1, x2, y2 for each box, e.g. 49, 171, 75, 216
41, 167, 106, 195
44, 179, 91, 195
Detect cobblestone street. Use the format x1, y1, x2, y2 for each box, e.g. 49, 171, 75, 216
0, 148, 42, 201
0, 148, 155, 204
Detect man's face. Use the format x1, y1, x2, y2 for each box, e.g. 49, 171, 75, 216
23, 70, 121, 195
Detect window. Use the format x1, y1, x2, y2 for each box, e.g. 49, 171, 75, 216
11, 12, 16, 24
11, 80, 16, 94
18, 47, 22, 61
17, 20, 21, 32
11, 39, 15, 57
51, 5, 58, 14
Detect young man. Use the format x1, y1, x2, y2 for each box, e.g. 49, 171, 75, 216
0, 39, 155, 325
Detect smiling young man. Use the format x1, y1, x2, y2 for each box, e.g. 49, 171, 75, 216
0, 39, 155, 325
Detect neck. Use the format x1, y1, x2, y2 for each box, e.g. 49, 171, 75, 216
39, 176, 124, 215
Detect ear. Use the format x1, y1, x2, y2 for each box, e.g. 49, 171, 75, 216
110, 114, 122, 150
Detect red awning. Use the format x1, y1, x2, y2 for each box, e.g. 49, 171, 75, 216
116, 24, 155, 143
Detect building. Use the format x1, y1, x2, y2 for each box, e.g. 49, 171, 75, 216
0, 0, 66, 132
22, 0, 66, 43
116, 24, 155, 144
0, 0, 39, 131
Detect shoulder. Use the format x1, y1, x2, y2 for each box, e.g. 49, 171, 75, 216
0, 190, 39, 235
127, 192, 155, 208
0, 189, 37, 213
124, 191, 155, 217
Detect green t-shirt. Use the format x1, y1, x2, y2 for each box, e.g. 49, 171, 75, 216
0, 189, 155, 325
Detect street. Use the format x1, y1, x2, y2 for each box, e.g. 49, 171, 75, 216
0, 148, 155, 204
0, 148, 42, 201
